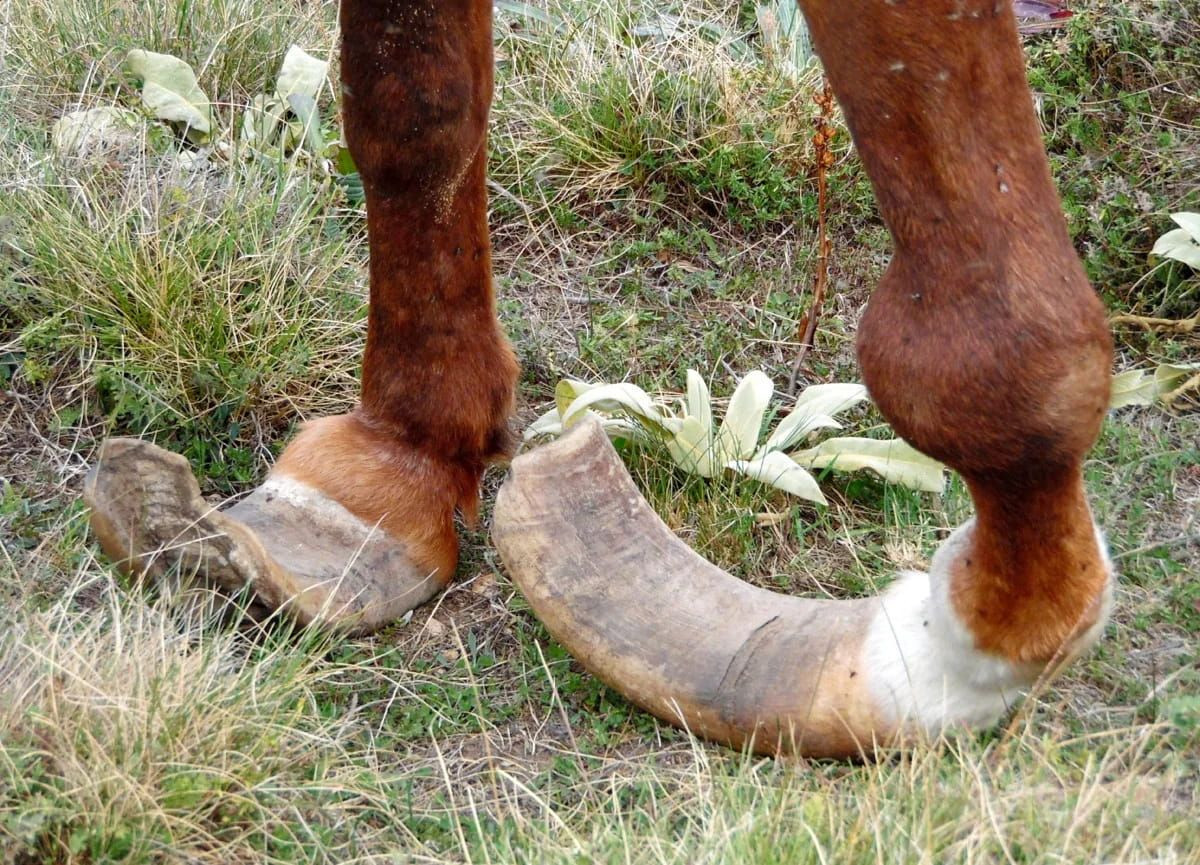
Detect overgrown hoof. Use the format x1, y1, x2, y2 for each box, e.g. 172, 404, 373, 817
84, 438, 445, 633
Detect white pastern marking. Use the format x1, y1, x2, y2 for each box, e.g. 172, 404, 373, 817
863, 520, 1114, 734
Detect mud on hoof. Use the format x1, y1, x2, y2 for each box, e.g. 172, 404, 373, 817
84, 438, 447, 634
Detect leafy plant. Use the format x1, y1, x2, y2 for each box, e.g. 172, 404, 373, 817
240, 45, 331, 156
1111, 362, 1200, 409
121, 44, 340, 164
50, 106, 144, 160
525, 370, 945, 504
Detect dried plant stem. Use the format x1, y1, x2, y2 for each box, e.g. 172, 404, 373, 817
788, 78, 835, 396
1109, 312, 1198, 334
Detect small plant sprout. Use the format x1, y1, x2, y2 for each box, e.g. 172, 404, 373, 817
525, 371, 945, 504
1106, 213, 1200, 410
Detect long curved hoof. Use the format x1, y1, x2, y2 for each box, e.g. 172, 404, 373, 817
492, 419, 1110, 759
84, 438, 446, 634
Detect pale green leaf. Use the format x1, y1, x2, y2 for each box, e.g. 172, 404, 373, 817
240, 94, 287, 145
765, 382, 867, 452
598, 415, 651, 441
526, 406, 648, 442
791, 437, 945, 492
1169, 212, 1200, 243
714, 371, 773, 462
1109, 369, 1158, 408
494, 0, 560, 28
275, 45, 328, 103
666, 415, 717, 477
286, 92, 326, 153
728, 451, 827, 504
555, 379, 596, 417
685, 369, 713, 435
756, 1, 814, 77
562, 383, 666, 430
1155, 361, 1200, 393
125, 49, 212, 141
1151, 215, 1200, 269
523, 406, 564, 441
51, 107, 142, 159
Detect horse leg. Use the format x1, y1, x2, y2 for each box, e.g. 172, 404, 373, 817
492, 0, 1114, 756
805, 0, 1114, 664
85, 0, 515, 633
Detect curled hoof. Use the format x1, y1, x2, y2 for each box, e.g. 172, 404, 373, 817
84, 430, 455, 634
493, 418, 1113, 758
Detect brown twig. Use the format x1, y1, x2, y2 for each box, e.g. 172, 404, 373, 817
1109, 312, 1198, 334
788, 78, 835, 397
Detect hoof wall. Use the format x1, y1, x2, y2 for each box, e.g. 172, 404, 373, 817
84, 438, 444, 633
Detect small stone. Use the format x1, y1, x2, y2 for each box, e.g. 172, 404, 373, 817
424, 617, 446, 637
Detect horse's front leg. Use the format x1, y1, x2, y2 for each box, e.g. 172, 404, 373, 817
86, 0, 517, 632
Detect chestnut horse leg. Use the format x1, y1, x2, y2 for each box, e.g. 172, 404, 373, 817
809, 0, 1114, 662
493, 0, 1113, 756
85, 0, 516, 632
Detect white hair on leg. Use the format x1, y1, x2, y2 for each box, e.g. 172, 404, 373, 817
862, 520, 1114, 735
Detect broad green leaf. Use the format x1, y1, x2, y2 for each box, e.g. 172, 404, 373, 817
666, 415, 717, 477
684, 369, 713, 436
332, 145, 357, 176
275, 45, 328, 103
125, 49, 212, 142
51, 107, 141, 159
728, 451, 827, 504
555, 379, 596, 417
1155, 361, 1200, 393
1109, 369, 1158, 408
765, 382, 867, 452
791, 437, 945, 492
1151, 214, 1200, 269
714, 371, 773, 462
562, 382, 666, 430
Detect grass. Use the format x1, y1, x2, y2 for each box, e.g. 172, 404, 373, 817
2, 0, 1198, 862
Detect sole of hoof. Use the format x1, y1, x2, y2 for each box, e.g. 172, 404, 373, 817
84, 438, 446, 633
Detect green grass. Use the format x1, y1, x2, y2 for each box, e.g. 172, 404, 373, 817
2, 0, 1198, 862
